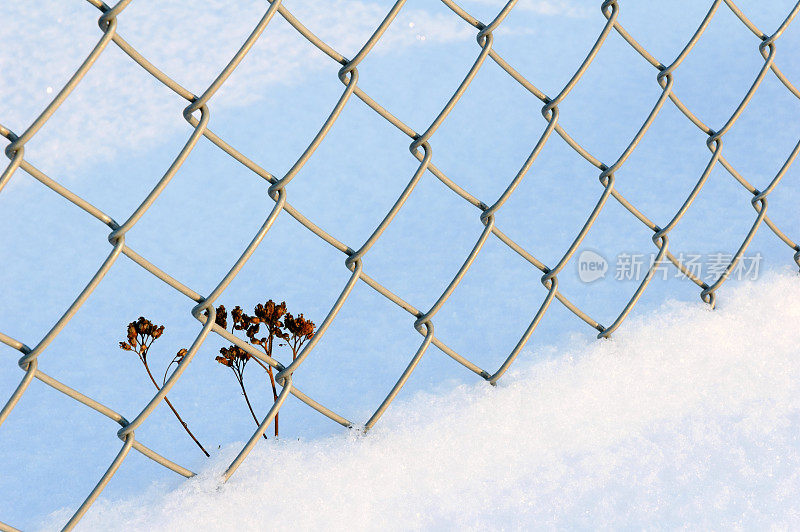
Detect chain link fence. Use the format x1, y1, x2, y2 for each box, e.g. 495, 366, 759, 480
2, 0, 799, 529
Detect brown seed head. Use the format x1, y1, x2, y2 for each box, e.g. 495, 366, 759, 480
231, 305, 249, 330
253, 300, 287, 331
284, 312, 315, 341
122, 317, 166, 354
215, 305, 228, 329
127, 324, 137, 346
216, 344, 251, 378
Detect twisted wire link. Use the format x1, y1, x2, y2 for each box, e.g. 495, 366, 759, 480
442, 0, 800, 333
1, 0, 798, 528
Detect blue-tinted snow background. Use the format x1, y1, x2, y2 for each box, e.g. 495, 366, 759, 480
1, 0, 799, 529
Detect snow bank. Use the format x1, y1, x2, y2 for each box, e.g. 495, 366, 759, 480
51, 271, 800, 530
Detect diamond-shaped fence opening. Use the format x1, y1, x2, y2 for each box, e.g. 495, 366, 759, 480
1, 1, 800, 529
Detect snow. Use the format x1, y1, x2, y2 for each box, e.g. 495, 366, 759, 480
49, 270, 800, 530
1, 0, 799, 529
0, 0, 472, 173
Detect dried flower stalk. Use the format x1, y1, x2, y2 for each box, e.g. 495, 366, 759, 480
214, 300, 315, 438
120, 317, 210, 457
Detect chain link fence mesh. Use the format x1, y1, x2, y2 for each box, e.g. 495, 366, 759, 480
2, 0, 800, 529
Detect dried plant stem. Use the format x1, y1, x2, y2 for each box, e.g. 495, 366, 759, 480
249, 351, 280, 437
236, 375, 268, 440
265, 366, 279, 437
141, 360, 210, 457
162, 356, 180, 387
266, 334, 280, 437
214, 302, 315, 441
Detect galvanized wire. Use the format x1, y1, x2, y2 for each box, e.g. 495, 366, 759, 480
1, 0, 799, 529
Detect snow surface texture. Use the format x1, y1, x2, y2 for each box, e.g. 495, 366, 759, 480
1, 0, 800, 528
50, 271, 800, 530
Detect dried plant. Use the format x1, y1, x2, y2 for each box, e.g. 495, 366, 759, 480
280, 312, 315, 361
213, 300, 315, 438
120, 317, 209, 457
213, 305, 266, 440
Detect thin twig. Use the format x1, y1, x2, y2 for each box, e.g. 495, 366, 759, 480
237, 374, 268, 440
141, 359, 211, 457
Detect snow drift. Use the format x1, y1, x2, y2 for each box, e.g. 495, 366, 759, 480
45, 271, 800, 530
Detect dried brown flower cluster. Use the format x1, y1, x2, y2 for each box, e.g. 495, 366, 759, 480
119, 316, 164, 362
119, 317, 209, 457
213, 300, 315, 437
117, 302, 314, 453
